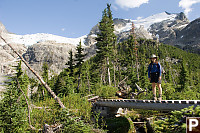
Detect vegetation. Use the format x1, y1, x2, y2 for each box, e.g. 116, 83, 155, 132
153, 105, 200, 133
0, 3, 200, 133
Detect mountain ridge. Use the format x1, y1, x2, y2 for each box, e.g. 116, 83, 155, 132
0, 11, 200, 90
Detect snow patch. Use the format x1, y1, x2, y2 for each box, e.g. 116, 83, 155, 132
177, 24, 188, 29
6, 33, 87, 47
90, 34, 97, 38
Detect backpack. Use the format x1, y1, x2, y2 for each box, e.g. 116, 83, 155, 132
149, 62, 165, 74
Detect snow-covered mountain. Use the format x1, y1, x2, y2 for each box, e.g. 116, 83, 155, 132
85, 11, 189, 46
4, 33, 87, 47
0, 12, 187, 47
1, 11, 179, 47
114, 12, 178, 33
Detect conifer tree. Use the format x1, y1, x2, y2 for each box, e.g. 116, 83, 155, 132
54, 71, 74, 96
179, 58, 189, 90
164, 61, 172, 83
37, 62, 49, 99
42, 62, 49, 83
84, 60, 91, 93
96, 4, 116, 86
127, 36, 135, 72
139, 44, 148, 88
66, 49, 75, 77
0, 61, 29, 132
75, 41, 85, 93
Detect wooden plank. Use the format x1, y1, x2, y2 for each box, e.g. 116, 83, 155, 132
88, 96, 99, 101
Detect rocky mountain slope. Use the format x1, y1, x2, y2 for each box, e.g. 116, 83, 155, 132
23, 40, 77, 75
0, 12, 200, 90
174, 17, 200, 54
148, 12, 189, 44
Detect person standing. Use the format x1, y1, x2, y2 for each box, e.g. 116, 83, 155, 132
148, 54, 162, 101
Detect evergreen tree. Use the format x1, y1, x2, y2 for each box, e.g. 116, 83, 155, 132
66, 49, 75, 77
42, 62, 49, 83
37, 62, 49, 100
82, 60, 91, 94
127, 36, 135, 72
0, 61, 29, 132
96, 4, 116, 86
179, 58, 189, 90
164, 61, 172, 83
54, 71, 74, 96
139, 44, 148, 89
75, 41, 85, 93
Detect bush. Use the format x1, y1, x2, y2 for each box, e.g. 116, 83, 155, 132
95, 84, 118, 98
153, 105, 200, 133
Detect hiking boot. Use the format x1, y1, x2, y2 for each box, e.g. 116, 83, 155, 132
152, 94, 157, 100
158, 97, 162, 101
153, 97, 157, 101
158, 94, 162, 101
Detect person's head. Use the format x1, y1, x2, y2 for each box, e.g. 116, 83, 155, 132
150, 54, 157, 63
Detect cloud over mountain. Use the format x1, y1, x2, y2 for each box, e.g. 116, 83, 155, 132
115, 0, 149, 9
179, 0, 200, 16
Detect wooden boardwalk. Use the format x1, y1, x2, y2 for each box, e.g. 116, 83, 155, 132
94, 99, 200, 111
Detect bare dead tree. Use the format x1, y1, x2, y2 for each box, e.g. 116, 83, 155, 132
0, 35, 65, 109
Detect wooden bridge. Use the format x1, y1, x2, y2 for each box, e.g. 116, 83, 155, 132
92, 99, 200, 117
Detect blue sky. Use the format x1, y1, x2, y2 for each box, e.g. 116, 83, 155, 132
0, 0, 200, 38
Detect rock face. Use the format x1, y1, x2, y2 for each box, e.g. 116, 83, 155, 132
23, 41, 77, 75
148, 12, 190, 45
0, 43, 27, 75
175, 17, 200, 54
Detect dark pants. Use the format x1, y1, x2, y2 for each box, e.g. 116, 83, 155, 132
150, 72, 161, 84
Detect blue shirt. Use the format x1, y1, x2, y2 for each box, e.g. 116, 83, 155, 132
148, 62, 162, 78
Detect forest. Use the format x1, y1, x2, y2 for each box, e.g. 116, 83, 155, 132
0, 4, 200, 133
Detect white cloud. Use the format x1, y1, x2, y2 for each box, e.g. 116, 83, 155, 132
115, 0, 149, 9
61, 28, 65, 31
137, 16, 143, 20
179, 0, 200, 16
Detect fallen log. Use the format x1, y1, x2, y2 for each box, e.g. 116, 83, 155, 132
0, 35, 65, 109
88, 96, 99, 102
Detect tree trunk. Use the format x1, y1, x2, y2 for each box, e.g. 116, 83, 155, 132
107, 57, 111, 86
113, 62, 116, 87
0, 36, 66, 109
136, 54, 139, 81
